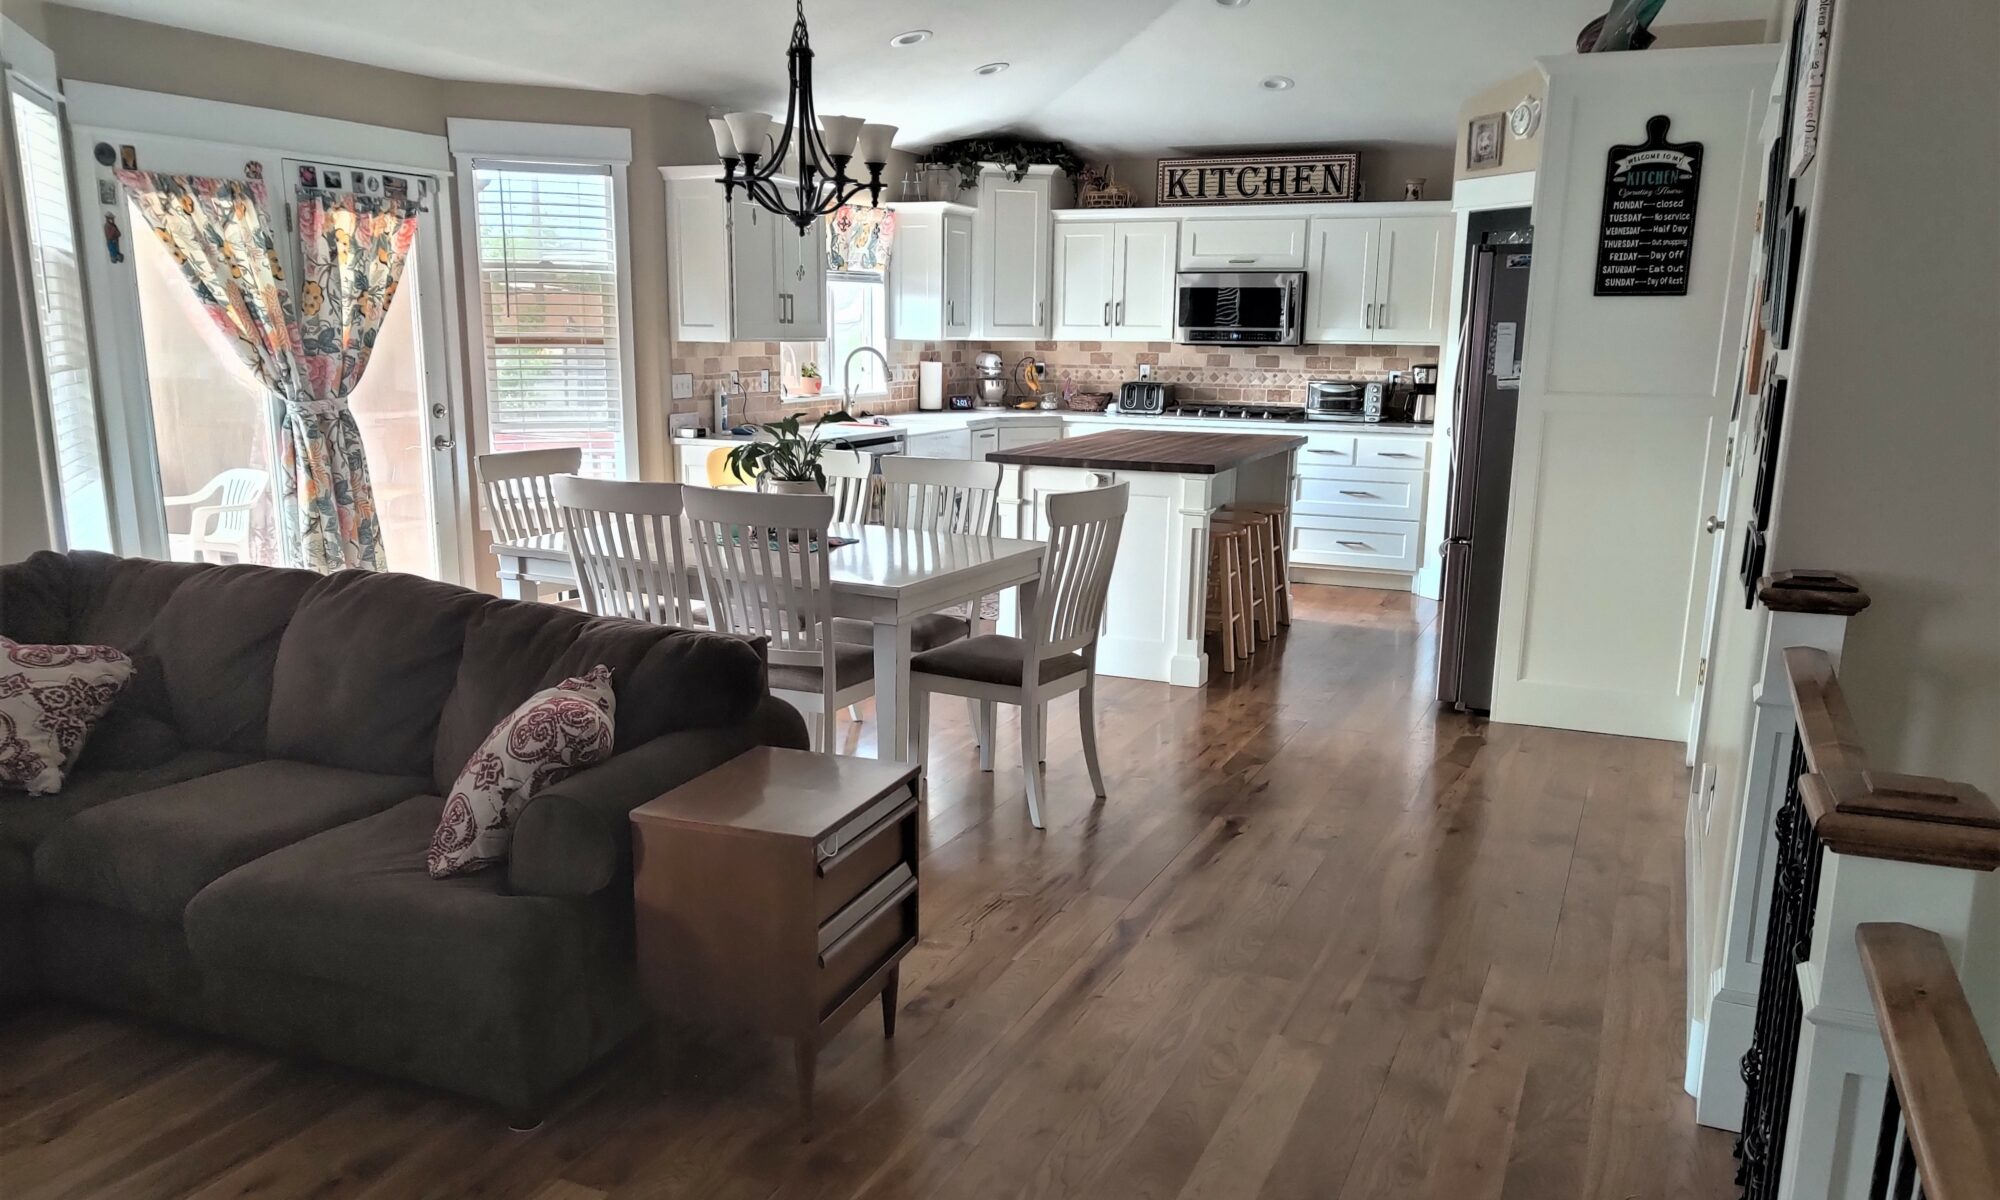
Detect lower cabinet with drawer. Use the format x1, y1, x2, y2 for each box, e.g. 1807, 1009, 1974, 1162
1290, 513, 1422, 572
1287, 430, 1432, 580
630, 747, 921, 1124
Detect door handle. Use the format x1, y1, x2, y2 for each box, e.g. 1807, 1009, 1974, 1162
1115, 300, 1124, 325
1377, 302, 1389, 329
1364, 302, 1373, 329
1705, 515, 1725, 533
1337, 539, 1371, 549
1037, 300, 1045, 326
431, 434, 455, 452
1104, 300, 1111, 326
1339, 490, 1379, 498
1228, 257, 1255, 264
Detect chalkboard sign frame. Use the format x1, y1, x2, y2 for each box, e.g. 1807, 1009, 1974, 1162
1593, 115, 1704, 298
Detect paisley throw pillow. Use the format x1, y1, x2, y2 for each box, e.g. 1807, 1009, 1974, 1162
0, 636, 136, 795
426, 665, 616, 878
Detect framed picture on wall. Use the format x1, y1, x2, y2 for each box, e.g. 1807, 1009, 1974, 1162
1466, 113, 1505, 170
1789, 0, 1835, 175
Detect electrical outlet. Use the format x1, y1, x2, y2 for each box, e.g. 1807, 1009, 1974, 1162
671, 372, 693, 400
758, 369, 771, 393
729, 369, 741, 387
1138, 363, 1153, 379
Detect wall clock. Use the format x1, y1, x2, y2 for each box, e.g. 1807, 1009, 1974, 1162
1508, 96, 1542, 139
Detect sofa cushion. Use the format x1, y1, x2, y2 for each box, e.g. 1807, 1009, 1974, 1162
0, 637, 135, 794
187, 794, 621, 1015
427, 666, 617, 878
267, 571, 493, 777
429, 600, 771, 793
32, 759, 427, 921
0, 550, 212, 650
0, 746, 254, 853
145, 563, 319, 752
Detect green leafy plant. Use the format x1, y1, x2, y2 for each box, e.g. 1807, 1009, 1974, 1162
798, 362, 820, 379
722, 409, 860, 487
920, 136, 1084, 191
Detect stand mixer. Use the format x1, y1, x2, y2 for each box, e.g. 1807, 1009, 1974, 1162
973, 352, 1007, 408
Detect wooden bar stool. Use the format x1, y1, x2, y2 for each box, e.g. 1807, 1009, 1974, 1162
1205, 523, 1253, 672
1216, 513, 1275, 643
1229, 504, 1292, 627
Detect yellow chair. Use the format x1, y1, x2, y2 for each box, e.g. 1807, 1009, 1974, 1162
704, 446, 756, 488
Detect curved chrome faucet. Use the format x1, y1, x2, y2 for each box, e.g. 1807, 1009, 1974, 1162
842, 345, 892, 405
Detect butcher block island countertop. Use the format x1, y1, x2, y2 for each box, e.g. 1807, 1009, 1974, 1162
987, 429, 1308, 474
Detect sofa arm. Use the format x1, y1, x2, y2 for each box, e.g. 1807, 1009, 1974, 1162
506, 695, 808, 898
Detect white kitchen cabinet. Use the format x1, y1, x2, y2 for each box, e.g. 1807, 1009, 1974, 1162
975, 165, 1068, 337
995, 418, 1063, 452
1178, 217, 1308, 270
903, 429, 972, 459
662, 166, 828, 343
1049, 218, 1178, 343
887, 202, 976, 341
1302, 213, 1451, 345
971, 427, 999, 460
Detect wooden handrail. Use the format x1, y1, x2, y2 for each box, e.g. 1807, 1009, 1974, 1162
1760, 569, 1872, 616
1784, 647, 2000, 870
1855, 923, 2000, 1200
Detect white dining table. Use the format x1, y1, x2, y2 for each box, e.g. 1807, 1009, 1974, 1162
491, 523, 1046, 764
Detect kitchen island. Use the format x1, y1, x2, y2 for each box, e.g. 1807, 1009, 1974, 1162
990, 429, 1304, 687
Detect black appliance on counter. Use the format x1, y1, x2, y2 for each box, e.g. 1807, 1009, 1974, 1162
1437, 236, 1532, 712
1115, 380, 1172, 414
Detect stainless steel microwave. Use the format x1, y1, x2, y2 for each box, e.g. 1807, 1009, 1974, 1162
1174, 271, 1303, 346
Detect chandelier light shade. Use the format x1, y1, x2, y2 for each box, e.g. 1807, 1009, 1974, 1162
717, 0, 897, 233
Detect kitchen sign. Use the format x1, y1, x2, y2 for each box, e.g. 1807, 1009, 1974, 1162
1156, 152, 1358, 206
1593, 115, 1703, 297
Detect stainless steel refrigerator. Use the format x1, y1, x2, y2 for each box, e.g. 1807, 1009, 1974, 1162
1437, 239, 1532, 712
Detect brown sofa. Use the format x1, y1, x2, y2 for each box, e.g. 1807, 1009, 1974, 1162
0, 551, 805, 1119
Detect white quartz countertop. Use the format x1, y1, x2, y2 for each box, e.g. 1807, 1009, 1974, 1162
671, 409, 1434, 445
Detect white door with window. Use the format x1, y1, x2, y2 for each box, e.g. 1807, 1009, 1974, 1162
68, 120, 463, 579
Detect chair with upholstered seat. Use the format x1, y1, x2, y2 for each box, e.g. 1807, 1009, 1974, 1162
819, 447, 876, 523
682, 486, 871, 752
832, 455, 1004, 659
551, 475, 702, 628
909, 483, 1128, 828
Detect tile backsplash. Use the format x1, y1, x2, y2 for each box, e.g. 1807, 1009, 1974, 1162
668, 338, 1440, 426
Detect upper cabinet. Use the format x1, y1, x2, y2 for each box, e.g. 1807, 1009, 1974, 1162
1178, 217, 1308, 270
1051, 216, 1177, 343
663, 167, 827, 343
1303, 212, 1451, 345
974, 165, 1069, 338
887, 202, 976, 341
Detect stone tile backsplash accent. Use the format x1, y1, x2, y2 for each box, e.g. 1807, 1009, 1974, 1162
668, 339, 1440, 425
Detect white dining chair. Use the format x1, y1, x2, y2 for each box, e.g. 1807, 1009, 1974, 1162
879, 455, 1003, 537
480, 447, 583, 603
909, 482, 1128, 828
163, 467, 267, 564
819, 447, 875, 524
682, 486, 872, 752
551, 475, 701, 627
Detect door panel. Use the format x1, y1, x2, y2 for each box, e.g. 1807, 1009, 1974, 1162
1303, 217, 1376, 343
943, 212, 974, 338
1374, 216, 1453, 343
1051, 223, 1112, 340
1112, 220, 1177, 342
729, 199, 781, 341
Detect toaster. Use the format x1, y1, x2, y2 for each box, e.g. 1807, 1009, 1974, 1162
1116, 381, 1171, 414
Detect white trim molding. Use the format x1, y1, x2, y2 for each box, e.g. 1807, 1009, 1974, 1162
0, 17, 58, 94
445, 118, 632, 166
64, 82, 448, 171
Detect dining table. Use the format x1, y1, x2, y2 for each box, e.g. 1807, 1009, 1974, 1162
491, 523, 1047, 765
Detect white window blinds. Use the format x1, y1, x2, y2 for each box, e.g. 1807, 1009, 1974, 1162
470, 162, 626, 477
9, 77, 113, 550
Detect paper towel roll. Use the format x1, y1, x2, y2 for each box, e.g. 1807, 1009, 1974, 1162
918, 361, 944, 411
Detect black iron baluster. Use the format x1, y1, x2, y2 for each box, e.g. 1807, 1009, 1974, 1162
1868, 1080, 1901, 1200
1892, 1125, 1919, 1200
1734, 733, 1827, 1200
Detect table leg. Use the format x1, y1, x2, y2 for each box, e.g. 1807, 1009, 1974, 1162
872, 618, 914, 764
496, 557, 529, 601
881, 965, 900, 1038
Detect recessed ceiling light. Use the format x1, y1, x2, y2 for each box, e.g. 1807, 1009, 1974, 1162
889, 29, 931, 47
974, 61, 1010, 76
1261, 75, 1294, 91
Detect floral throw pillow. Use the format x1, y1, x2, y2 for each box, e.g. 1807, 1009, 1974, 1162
0, 636, 136, 795
426, 665, 617, 878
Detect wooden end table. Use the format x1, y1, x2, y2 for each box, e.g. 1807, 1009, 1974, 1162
630, 747, 921, 1123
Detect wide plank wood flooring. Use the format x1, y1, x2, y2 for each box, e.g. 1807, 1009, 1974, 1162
0, 584, 1736, 1200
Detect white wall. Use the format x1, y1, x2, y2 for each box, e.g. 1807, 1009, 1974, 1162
1490, 46, 1777, 740
1759, 0, 2000, 1045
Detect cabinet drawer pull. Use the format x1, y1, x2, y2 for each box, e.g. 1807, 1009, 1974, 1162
815, 794, 917, 875
1228, 257, 1256, 264
818, 867, 916, 966
1378, 452, 1419, 459
1338, 539, 1372, 549
1338, 490, 1378, 498
1306, 448, 1350, 456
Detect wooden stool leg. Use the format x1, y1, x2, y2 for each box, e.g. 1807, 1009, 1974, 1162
1266, 511, 1292, 625
1233, 534, 1255, 660
1219, 535, 1239, 672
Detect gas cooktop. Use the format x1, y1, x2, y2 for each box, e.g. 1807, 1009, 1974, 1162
1154, 402, 1309, 422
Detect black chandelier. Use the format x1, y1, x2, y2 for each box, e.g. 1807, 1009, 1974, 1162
710, 0, 896, 234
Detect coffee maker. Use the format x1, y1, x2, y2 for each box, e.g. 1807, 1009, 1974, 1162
1408, 363, 1439, 424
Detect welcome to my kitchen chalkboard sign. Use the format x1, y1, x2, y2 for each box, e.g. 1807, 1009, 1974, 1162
1593, 115, 1703, 297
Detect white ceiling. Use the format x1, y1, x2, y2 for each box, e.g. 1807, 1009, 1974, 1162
61, 0, 1772, 153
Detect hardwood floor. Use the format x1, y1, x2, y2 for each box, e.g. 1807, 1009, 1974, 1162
0, 584, 1737, 1200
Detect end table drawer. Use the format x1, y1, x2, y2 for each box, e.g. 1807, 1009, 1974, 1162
817, 864, 917, 1013
815, 788, 917, 922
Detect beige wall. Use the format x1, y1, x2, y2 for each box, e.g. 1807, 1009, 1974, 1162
1760, 0, 2000, 1042
1454, 69, 1543, 182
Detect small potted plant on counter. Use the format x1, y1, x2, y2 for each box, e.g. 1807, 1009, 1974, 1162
723, 409, 859, 494
797, 362, 823, 396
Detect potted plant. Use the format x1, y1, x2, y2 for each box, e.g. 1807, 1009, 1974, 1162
723, 409, 860, 493
919, 136, 1085, 193
797, 362, 823, 396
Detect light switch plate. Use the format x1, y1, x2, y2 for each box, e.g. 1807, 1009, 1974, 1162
671, 372, 693, 399
758, 369, 771, 392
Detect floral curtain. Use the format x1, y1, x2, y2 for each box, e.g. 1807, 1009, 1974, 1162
116, 171, 387, 573
827, 204, 895, 273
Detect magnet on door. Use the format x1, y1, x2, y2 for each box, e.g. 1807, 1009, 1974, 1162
102, 212, 125, 263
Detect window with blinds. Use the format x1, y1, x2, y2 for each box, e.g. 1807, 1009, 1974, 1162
470, 162, 627, 477
9, 78, 113, 550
